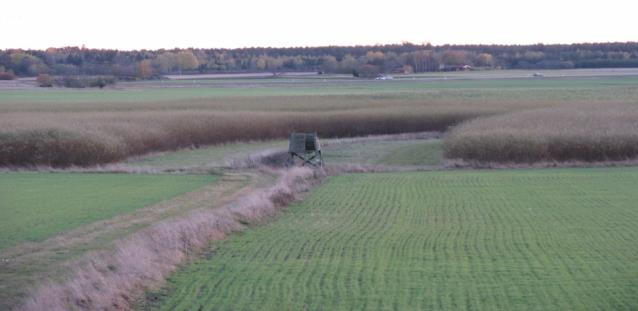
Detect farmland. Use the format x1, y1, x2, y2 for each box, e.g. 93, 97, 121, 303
2, 69, 638, 310
445, 104, 638, 163
122, 139, 288, 171
0, 173, 217, 250
0, 171, 256, 310
121, 135, 443, 171
6, 4, 638, 310
2, 73, 638, 166
146, 168, 638, 310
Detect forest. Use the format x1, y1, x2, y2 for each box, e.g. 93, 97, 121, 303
2, 42, 638, 80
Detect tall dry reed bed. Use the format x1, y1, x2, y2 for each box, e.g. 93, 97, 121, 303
0, 109, 482, 167
3, 86, 637, 167
20, 167, 320, 311
444, 104, 638, 163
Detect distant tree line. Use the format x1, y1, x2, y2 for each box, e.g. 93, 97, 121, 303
1, 42, 638, 80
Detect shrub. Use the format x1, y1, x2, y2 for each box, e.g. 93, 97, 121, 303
54, 76, 116, 88
36, 74, 53, 87
91, 76, 116, 88
0, 71, 16, 80
57, 76, 85, 88
356, 64, 380, 79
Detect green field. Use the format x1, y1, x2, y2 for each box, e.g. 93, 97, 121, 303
2, 75, 638, 109
147, 168, 638, 310
0, 173, 217, 250
323, 139, 443, 167
122, 137, 443, 171
376, 140, 443, 166
124, 140, 287, 171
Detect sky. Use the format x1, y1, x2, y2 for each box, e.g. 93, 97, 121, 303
2, 0, 637, 50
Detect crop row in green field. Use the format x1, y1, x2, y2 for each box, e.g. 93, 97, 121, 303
147, 168, 638, 310
0, 173, 217, 250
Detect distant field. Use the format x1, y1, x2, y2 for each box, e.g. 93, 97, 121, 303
376, 140, 442, 166
0, 173, 217, 250
124, 139, 287, 171
2, 75, 638, 106
122, 136, 443, 171
324, 139, 443, 166
147, 168, 638, 310
2, 72, 638, 167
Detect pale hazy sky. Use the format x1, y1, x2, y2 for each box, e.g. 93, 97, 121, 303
2, 0, 637, 50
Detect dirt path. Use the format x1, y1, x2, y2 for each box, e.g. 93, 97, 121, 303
0, 172, 257, 310
4, 131, 629, 310
2, 132, 445, 310
16, 167, 318, 311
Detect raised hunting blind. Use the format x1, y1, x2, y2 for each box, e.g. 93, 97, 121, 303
288, 132, 323, 167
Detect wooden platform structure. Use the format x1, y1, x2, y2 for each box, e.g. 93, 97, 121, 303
288, 132, 323, 167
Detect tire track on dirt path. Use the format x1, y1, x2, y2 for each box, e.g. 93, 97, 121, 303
1, 173, 252, 311
14, 167, 322, 311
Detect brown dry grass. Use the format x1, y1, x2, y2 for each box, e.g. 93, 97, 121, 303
0, 173, 252, 310
2, 83, 638, 167
19, 167, 320, 311
0, 109, 479, 167
444, 104, 638, 163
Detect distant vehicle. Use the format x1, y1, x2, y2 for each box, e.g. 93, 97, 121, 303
533, 72, 545, 78
375, 74, 394, 80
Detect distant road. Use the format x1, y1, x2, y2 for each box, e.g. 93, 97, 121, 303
164, 72, 319, 80
399, 68, 638, 80
165, 68, 638, 81
2, 68, 638, 90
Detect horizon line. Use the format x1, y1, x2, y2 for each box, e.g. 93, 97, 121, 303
3, 41, 638, 52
